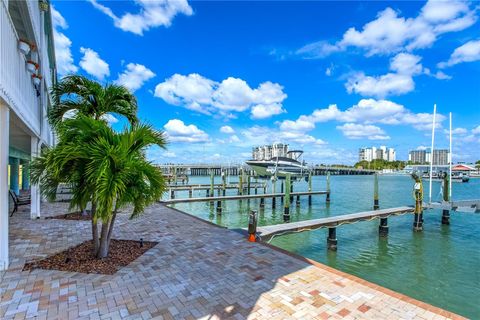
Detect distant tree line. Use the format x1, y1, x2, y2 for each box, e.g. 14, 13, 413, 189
354, 159, 406, 170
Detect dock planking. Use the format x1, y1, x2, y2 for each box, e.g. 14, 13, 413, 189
427, 199, 480, 213
161, 191, 328, 204
255, 206, 414, 241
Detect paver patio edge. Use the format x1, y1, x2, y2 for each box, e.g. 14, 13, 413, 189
166, 204, 467, 320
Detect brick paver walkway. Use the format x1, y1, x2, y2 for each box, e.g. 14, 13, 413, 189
0, 202, 465, 320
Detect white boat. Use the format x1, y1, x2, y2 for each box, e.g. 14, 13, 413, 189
246, 144, 308, 179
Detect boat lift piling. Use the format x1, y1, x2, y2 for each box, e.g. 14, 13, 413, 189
326, 172, 331, 204
283, 173, 291, 222
442, 173, 450, 225
308, 171, 312, 206
373, 173, 379, 210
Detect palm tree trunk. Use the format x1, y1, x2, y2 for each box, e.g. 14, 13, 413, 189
91, 203, 99, 255
97, 218, 111, 259
106, 211, 117, 249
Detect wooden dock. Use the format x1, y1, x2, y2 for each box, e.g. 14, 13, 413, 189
426, 199, 480, 213
161, 191, 328, 205
254, 206, 414, 241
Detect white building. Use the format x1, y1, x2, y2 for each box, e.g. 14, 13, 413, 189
1, 0, 56, 270
359, 146, 395, 162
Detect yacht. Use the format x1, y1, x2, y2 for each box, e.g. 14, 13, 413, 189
245, 144, 308, 179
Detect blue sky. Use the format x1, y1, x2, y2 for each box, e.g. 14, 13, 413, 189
52, 0, 480, 164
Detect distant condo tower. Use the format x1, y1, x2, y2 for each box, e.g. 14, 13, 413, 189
359, 146, 396, 162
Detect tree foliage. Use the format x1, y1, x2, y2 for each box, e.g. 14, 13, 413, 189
354, 159, 406, 170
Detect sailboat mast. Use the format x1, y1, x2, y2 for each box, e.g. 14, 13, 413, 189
449, 112, 452, 199
429, 104, 437, 203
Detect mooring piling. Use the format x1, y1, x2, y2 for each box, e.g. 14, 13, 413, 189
222, 170, 227, 196
272, 179, 276, 208
260, 197, 265, 208
413, 174, 424, 231
210, 169, 214, 197
374, 173, 379, 210
290, 184, 294, 202
238, 169, 243, 195
327, 227, 337, 251
284, 173, 291, 222
216, 200, 222, 214
296, 195, 300, 206
247, 174, 251, 195
170, 189, 175, 199
308, 171, 312, 206
248, 210, 257, 242
326, 172, 331, 204
442, 173, 450, 225
188, 189, 192, 198
379, 218, 388, 237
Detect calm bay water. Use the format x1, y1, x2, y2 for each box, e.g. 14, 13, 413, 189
168, 175, 480, 318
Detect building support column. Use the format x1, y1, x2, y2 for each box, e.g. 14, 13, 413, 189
0, 102, 10, 270
21, 160, 30, 190
9, 157, 20, 195
30, 137, 41, 219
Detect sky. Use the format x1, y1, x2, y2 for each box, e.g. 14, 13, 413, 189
52, 0, 480, 165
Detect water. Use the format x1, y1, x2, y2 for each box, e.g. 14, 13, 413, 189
168, 175, 480, 318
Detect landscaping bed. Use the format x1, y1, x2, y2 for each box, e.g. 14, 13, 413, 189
46, 211, 92, 221
23, 239, 157, 274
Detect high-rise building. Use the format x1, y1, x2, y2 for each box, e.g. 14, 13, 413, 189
409, 149, 450, 165
359, 146, 396, 162
1, 0, 57, 270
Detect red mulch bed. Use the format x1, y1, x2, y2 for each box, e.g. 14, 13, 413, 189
45, 211, 92, 221
23, 239, 157, 274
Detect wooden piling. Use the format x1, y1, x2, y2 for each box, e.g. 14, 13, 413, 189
379, 218, 388, 236
442, 174, 450, 225
238, 169, 243, 195
216, 200, 222, 214
222, 170, 226, 196
260, 197, 265, 208
326, 172, 331, 204
296, 195, 300, 206
210, 169, 214, 197
327, 227, 337, 251
188, 189, 192, 198
373, 173, 379, 210
272, 179, 276, 208
170, 189, 175, 199
283, 174, 291, 222
247, 174, 251, 195
308, 171, 312, 206
413, 176, 424, 232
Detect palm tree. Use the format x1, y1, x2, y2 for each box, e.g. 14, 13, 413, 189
48, 75, 139, 128
31, 116, 167, 258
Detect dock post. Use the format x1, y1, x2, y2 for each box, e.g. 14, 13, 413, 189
373, 173, 379, 210
283, 173, 291, 222
216, 200, 222, 214
412, 173, 424, 231
379, 218, 388, 237
222, 170, 226, 196
272, 178, 276, 208
296, 195, 300, 206
260, 197, 265, 208
239, 169, 243, 195
170, 189, 175, 199
206, 189, 210, 197
326, 172, 331, 204
247, 174, 251, 195
327, 227, 337, 251
442, 173, 450, 225
290, 184, 293, 202
210, 169, 214, 197
173, 166, 177, 185
281, 181, 284, 194
248, 210, 257, 242
308, 171, 312, 206
188, 189, 192, 198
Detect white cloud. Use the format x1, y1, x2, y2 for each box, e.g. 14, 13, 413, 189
101, 113, 118, 124
445, 127, 468, 135
163, 119, 209, 143
346, 53, 424, 98
220, 126, 235, 134
115, 63, 155, 92
279, 98, 445, 132
297, 1, 477, 58
336, 123, 390, 140
472, 125, 480, 135
79, 47, 110, 80
88, 0, 193, 35
438, 39, 480, 68
51, 6, 78, 75
154, 73, 287, 118
163, 151, 177, 158
240, 126, 326, 147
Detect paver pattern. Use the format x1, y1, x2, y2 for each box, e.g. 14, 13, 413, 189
0, 202, 465, 320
